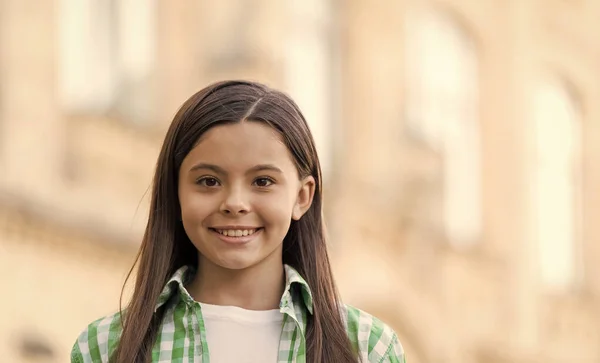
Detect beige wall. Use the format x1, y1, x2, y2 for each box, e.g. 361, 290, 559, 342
0, 203, 135, 363
334, 1, 600, 363
1, 0, 599, 362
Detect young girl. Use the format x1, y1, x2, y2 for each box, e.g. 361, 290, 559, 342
71, 80, 405, 363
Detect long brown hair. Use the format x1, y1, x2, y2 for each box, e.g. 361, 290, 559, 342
112, 80, 358, 362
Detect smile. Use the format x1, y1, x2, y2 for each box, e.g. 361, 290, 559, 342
213, 228, 259, 237
209, 227, 263, 244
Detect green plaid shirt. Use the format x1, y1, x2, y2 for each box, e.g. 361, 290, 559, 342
71, 265, 405, 363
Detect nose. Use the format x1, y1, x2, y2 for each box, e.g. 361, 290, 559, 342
220, 185, 250, 215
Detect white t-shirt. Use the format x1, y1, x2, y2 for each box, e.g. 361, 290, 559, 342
200, 302, 284, 363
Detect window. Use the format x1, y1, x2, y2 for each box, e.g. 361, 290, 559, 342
58, 0, 157, 124
533, 81, 583, 291
404, 8, 482, 246
283, 0, 334, 179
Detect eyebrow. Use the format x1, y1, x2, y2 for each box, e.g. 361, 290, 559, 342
189, 163, 227, 175
189, 163, 283, 175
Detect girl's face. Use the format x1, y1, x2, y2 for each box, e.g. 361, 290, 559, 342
178, 121, 315, 271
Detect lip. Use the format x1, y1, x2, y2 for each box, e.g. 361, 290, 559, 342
209, 227, 263, 245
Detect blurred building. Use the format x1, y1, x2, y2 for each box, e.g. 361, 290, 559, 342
1, 0, 599, 362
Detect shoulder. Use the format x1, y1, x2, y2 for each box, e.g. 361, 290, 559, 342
70, 312, 123, 363
342, 304, 406, 363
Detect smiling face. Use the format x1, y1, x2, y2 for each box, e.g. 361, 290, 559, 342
178, 121, 315, 272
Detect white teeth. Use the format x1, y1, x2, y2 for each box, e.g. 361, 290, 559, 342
217, 229, 257, 237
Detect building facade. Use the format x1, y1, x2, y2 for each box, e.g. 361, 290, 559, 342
1, 0, 599, 362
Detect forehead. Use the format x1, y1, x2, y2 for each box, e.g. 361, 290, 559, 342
183, 121, 295, 171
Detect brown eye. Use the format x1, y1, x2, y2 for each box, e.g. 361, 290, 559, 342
197, 177, 220, 187
253, 177, 274, 187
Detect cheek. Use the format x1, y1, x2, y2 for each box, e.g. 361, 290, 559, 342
179, 189, 213, 223
180, 196, 214, 243
256, 195, 295, 226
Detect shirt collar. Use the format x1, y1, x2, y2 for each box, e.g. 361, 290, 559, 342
154, 265, 194, 312
282, 264, 313, 314
154, 264, 314, 315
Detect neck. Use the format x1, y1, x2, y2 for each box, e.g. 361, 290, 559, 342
189, 256, 285, 311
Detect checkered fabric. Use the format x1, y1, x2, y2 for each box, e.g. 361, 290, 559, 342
71, 265, 405, 363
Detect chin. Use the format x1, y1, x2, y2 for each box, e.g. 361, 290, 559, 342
218, 261, 253, 270
213, 256, 261, 271
198, 244, 284, 272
